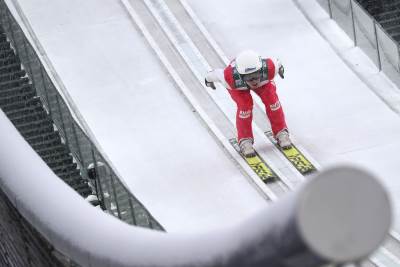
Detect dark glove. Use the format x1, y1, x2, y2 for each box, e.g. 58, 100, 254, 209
205, 78, 216, 90
278, 65, 284, 79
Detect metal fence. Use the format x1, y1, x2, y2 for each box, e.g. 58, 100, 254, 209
0, 186, 72, 267
318, 0, 400, 87
0, 0, 163, 231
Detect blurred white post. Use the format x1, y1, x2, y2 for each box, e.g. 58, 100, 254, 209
218, 165, 392, 267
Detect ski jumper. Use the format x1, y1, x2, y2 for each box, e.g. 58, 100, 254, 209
207, 58, 288, 144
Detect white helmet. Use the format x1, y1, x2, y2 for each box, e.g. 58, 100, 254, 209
235, 50, 262, 75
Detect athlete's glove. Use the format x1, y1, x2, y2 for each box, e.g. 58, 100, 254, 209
275, 59, 284, 79
278, 65, 284, 79
205, 78, 216, 90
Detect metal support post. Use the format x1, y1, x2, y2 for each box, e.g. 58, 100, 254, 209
350, 0, 357, 46
373, 21, 382, 71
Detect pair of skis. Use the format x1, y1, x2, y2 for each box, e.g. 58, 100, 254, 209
229, 131, 316, 184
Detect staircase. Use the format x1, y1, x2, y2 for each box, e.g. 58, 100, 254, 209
0, 25, 92, 197
356, 0, 400, 42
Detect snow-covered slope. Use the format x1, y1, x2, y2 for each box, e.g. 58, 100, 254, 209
12, 0, 400, 235
186, 0, 400, 232
11, 0, 267, 232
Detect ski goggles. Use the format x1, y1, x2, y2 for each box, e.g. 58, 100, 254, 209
241, 71, 262, 82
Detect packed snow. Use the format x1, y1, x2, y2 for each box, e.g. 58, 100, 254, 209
11, 0, 400, 235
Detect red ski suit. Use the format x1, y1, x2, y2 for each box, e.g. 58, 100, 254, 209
223, 58, 287, 143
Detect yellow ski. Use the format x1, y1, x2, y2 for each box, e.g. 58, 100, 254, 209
229, 138, 278, 183
265, 131, 316, 175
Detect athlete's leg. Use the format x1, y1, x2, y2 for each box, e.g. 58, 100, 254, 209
253, 81, 287, 136
227, 89, 254, 143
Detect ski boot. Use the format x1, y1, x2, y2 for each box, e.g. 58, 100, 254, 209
239, 138, 256, 158
276, 130, 292, 150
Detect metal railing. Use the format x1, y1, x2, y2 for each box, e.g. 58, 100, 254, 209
0, 186, 72, 267
0, 0, 163, 231
318, 0, 400, 87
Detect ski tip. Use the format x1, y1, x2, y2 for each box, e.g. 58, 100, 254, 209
301, 168, 317, 175
263, 176, 278, 183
